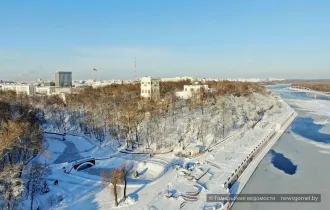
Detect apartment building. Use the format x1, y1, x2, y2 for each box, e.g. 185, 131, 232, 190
1, 84, 36, 95
35, 86, 56, 95
140, 76, 160, 100
55, 71, 72, 87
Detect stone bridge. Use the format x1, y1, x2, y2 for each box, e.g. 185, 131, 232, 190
73, 158, 96, 170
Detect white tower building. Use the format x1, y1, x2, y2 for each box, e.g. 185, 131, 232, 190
140, 76, 160, 100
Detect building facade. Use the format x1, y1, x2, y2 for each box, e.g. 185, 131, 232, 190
1, 84, 36, 95
35, 86, 56, 95
175, 82, 209, 99
42, 81, 55, 86
55, 72, 72, 87
140, 76, 160, 99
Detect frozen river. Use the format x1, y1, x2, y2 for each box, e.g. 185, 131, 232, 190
232, 85, 330, 210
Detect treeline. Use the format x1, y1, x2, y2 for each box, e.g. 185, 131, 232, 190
0, 91, 44, 209
0, 81, 268, 209
160, 80, 266, 97
0, 80, 267, 155
41, 81, 266, 149
292, 82, 330, 92
206, 81, 266, 96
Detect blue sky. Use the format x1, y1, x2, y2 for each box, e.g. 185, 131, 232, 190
1, 0, 330, 81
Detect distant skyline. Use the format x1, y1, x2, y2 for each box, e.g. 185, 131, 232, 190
1, 0, 330, 81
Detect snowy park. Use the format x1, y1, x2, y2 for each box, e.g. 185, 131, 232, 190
2, 2, 330, 209
24, 92, 297, 210
0, 83, 302, 210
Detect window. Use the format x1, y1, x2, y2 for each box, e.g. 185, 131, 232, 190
148, 82, 150, 85
148, 90, 150, 93
185, 88, 187, 91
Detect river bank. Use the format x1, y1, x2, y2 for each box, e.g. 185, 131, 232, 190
232, 89, 330, 210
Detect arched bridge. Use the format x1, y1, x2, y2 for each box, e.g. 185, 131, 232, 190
73, 158, 96, 171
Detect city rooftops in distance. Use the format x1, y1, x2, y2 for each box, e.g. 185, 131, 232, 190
141, 76, 160, 80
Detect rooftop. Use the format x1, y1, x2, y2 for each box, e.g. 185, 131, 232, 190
55, 71, 72, 74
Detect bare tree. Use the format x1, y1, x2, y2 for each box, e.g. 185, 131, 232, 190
120, 162, 135, 201
26, 162, 49, 210
101, 168, 122, 207
0, 165, 23, 210
220, 100, 229, 138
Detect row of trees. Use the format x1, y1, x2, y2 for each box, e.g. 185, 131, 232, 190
0, 80, 271, 209
0, 91, 44, 209
0, 81, 269, 157
37, 81, 268, 152
206, 80, 266, 96
0, 80, 273, 208
292, 82, 330, 92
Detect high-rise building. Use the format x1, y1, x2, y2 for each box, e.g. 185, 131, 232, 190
55, 72, 72, 87
140, 76, 160, 100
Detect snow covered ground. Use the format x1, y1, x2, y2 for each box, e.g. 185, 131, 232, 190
232, 86, 330, 210
146, 98, 294, 210
34, 132, 174, 210
29, 91, 298, 210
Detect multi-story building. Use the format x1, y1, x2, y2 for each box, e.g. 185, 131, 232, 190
42, 81, 55, 86
1, 84, 36, 95
175, 82, 210, 99
35, 86, 56, 95
140, 76, 160, 100
54, 87, 85, 102
55, 72, 72, 87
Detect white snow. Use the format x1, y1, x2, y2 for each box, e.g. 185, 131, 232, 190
232, 87, 330, 210
28, 92, 299, 210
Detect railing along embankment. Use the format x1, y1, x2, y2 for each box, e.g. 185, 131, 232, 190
219, 99, 297, 210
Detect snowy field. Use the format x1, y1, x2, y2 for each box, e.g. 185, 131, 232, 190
232, 86, 330, 210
